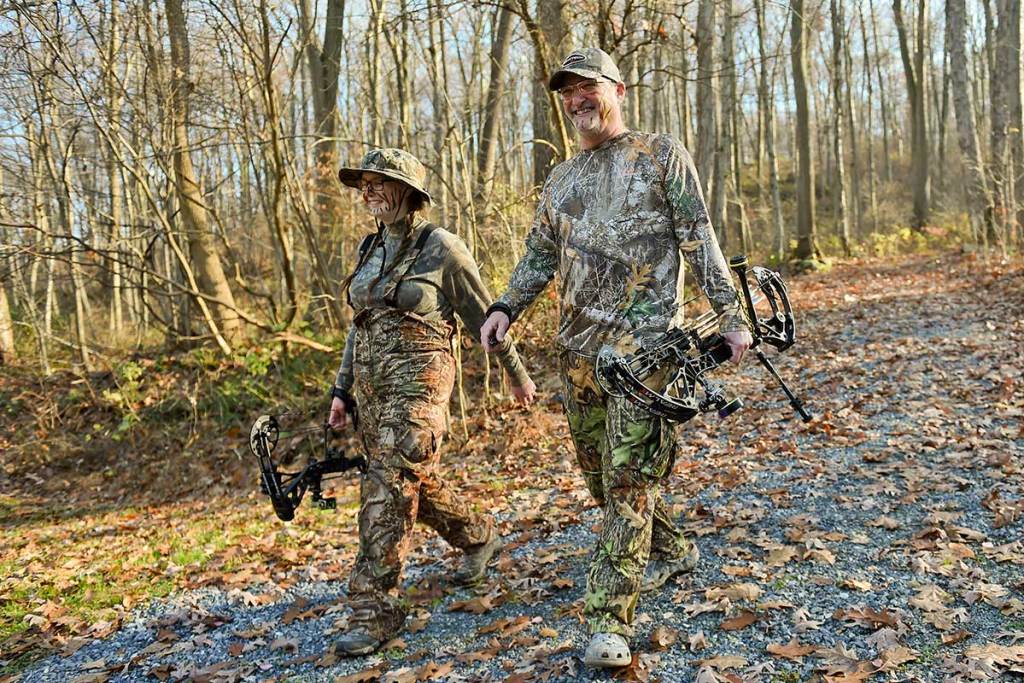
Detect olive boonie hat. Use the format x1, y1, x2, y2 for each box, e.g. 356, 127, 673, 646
548, 47, 623, 91
338, 148, 432, 205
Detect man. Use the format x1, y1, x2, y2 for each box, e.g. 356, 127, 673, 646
480, 48, 752, 668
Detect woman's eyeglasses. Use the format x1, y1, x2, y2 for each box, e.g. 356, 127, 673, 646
358, 179, 387, 192
558, 79, 606, 100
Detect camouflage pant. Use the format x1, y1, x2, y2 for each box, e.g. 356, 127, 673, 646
347, 313, 493, 640
560, 351, 693, 638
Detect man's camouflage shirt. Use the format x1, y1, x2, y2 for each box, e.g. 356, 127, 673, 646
335, 216, 529, 390
495, 131, 745, 356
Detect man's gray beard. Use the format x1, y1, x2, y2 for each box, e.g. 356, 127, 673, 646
572, 113, 600, 133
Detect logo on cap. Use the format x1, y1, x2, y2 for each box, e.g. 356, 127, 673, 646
563, 52, 586, 67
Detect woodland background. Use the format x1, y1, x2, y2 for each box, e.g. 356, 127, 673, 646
0, 0, 1022, 369
1, 1, 1024, 680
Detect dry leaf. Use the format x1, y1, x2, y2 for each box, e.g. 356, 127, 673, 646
766, 638, 815, 662
719, 611, 757, 631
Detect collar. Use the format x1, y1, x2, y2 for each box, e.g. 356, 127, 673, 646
582, 129, 632, 154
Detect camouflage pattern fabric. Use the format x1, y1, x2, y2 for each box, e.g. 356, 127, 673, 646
560, 351, 693, 637
335, 217, 529, 391
338, 148, 433, 204
495, 131, 744, 356
345, 310, 494, 641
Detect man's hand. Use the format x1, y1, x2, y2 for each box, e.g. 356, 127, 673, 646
511, 377, 537, 406
328, 396, 351, 431
480, 311, 511, 353
722, 329, 753, 364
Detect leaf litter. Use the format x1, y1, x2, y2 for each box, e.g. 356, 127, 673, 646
2, 253, 1022, 681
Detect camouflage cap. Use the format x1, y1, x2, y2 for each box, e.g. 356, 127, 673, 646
548, 47, 622, 91
338, 148, 432, 205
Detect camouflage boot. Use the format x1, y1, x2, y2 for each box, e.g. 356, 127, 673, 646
452, 530, 503, 586
335, 595, 405, 657
640, 542, 700, 593
334, 626, 382, 657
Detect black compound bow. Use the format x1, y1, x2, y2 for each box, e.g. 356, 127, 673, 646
595, 255, 812, 424
250, 412, 366, 522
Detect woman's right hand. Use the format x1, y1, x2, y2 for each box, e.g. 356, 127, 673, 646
328, 396, 351, 431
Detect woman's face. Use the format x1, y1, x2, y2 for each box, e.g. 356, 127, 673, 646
359, 173, 411, 224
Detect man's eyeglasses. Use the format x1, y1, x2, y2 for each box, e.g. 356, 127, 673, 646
558, 79, 606, 100
358, 179, 387, 192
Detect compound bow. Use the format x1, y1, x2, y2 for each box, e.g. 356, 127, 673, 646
595, 255, 812, 424
250, 411, 366, 522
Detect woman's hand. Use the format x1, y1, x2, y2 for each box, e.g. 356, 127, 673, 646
511, 377, 537, 406
328, 396, 352, 431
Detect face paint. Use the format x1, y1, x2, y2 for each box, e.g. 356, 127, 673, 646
363, 180, 412, 224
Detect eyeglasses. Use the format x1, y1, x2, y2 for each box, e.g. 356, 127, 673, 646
558, 79, 606, 100
358, 179, 387, 192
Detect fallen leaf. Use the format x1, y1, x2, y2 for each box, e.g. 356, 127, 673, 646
719, 611, 757, 631
766, 638, 815, 662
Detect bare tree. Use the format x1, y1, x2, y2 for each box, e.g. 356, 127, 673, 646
831, 0, 851, 255
165, 0, 241, 345
893, 0, 931, 230
948, 0, 995, 245
791, 0, 820, 263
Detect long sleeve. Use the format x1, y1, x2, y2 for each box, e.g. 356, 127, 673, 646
494, 182, 559, 322
661, 138, 746, 333
441, 234, 532, 387
334, 326, 357, 391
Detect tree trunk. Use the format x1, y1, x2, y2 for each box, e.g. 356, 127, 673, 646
165, 0, 240, 345
831, 0, 851, 255
476, 2, 515, 206
999, 0, 1024, 247
868, 0, 894, 183
696, 0, 719, 205
756, 0, 786, 260
0, 252, 14, 365
791, 0, 820, 262
716, 0, 736, 247
298, 0, 346, 327
947, 0, 995, 245
893, 0, 931, 230
859, 2, 880, 234
842, 11, 863, 239
527, 0, 570, 185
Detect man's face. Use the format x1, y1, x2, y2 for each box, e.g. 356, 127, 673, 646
559, 74, 620, 136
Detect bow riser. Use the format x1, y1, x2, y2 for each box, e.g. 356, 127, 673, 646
249, 413, 367, 522
594, 256, 811, 424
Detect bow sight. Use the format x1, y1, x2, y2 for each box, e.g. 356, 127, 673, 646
250, 412, 366, 521
595, 255, 812, 424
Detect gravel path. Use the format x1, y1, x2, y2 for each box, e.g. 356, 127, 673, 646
13, 255, 1024, 682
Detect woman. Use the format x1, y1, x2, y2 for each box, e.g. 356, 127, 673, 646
327, 148, 536, 656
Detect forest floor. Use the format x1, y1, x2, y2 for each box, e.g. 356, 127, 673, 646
1, 251, 1023, 682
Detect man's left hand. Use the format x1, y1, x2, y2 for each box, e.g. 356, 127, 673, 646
722, 329, 753, 364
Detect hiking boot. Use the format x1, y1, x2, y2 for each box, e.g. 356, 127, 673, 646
641, 542, 700, 592
333, 626, 382, 657
583, 632, 631, 668
452, 533, 503, 586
